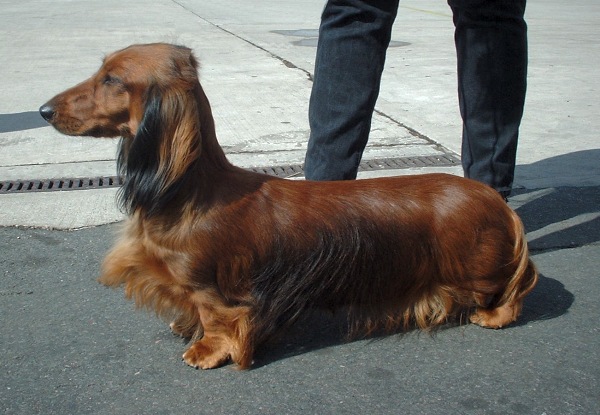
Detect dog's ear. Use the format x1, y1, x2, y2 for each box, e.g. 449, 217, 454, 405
117, 83, 201, 216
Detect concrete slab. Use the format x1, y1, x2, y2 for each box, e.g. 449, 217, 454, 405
0, 189, 123, 229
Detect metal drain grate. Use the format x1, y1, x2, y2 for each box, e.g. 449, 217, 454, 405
0, 176, 124, 194
249, 164, 305, 177
0, 154, 459, 194
359, 154, 459, 170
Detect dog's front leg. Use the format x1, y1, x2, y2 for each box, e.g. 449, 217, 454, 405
99, 245, 140, 288
182, 289, 254, 369
170, 314, 203, 339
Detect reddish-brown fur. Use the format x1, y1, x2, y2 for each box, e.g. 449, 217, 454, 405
40, 43, 538, 370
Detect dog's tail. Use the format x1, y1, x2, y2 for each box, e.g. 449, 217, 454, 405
470, 209, 538, 328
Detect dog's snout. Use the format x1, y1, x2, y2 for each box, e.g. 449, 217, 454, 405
39, 103, 55, 122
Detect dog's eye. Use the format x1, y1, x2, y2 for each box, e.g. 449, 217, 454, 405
103, 75, 122, 86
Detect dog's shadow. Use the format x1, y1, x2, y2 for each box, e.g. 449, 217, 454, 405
514, 273, 574, 326
253, 310, 357, 368
251, 272, 572, 368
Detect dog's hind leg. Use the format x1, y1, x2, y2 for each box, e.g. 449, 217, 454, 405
469, 209, 538, 329
469, 258, 538, 329
182, 289, 254, 369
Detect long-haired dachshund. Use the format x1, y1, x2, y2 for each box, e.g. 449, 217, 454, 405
40, 43, 538, 369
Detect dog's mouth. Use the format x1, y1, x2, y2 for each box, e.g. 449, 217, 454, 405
46, 117, 120, 138
83, 125, 123, 138
45, 115, 85, 136
40, 108, 126, 138
39, 104, 82, 135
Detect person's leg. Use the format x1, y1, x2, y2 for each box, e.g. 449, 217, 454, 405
304, 0, 399, 180
449, 0, 528, 197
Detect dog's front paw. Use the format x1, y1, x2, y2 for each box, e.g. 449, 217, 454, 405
182, 338, 230, 369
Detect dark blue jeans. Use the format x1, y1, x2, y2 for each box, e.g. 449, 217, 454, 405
304, 0, 528, 198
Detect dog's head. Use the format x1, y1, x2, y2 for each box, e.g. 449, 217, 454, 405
40, 43, 222, 216
39, 43, 200, 139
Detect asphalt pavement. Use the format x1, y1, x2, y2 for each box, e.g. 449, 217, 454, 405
1, 1, 599, 414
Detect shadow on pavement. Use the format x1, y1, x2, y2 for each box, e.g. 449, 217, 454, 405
515, 149, 600, 188
515, 273, 574, 327
0, 111, 48, 133
254, 310, 358, 368
514, 185, 600, 252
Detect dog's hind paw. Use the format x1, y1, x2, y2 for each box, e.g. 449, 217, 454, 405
469, 302, 519, 329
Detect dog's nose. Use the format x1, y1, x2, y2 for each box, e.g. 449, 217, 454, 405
39, 104, 55, 122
